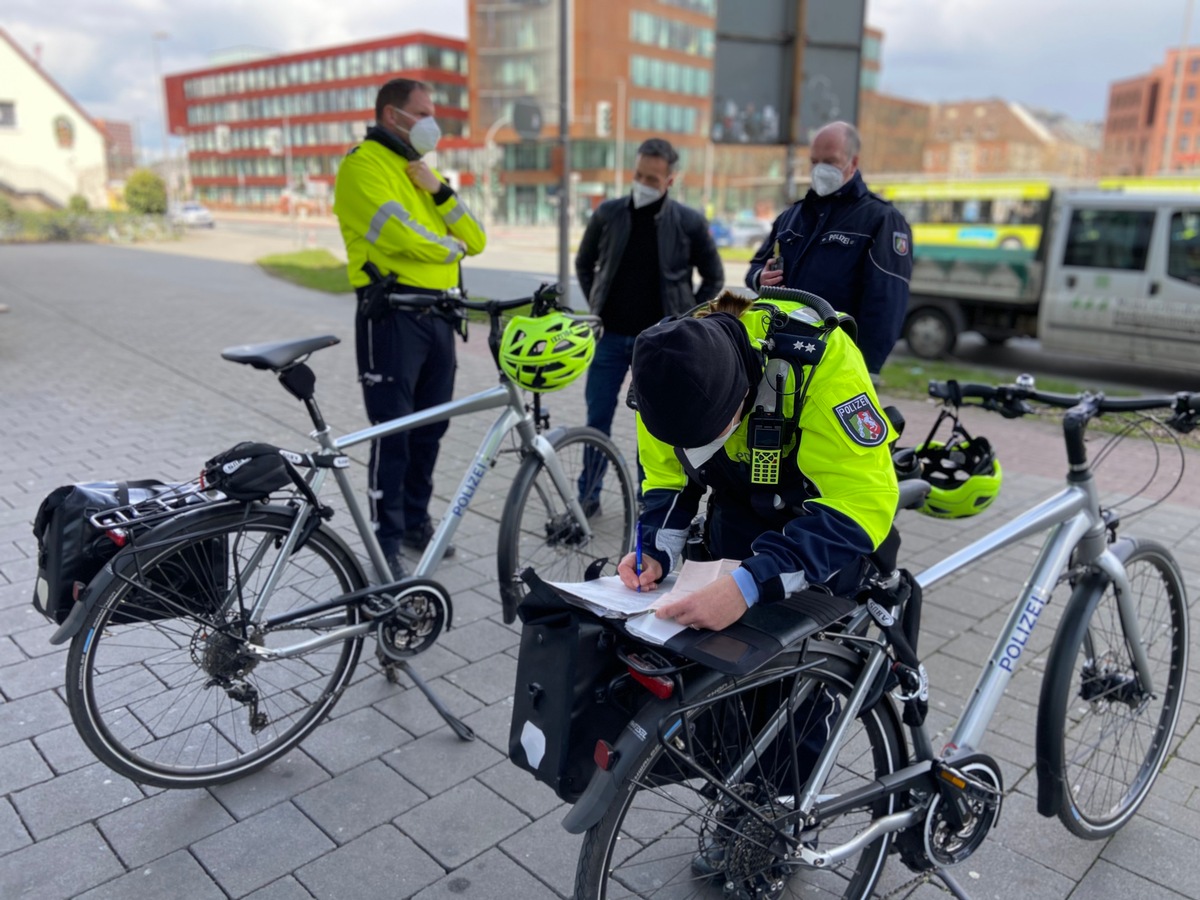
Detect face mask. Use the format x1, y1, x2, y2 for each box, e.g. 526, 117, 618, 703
631, 181, 664, 209
393, 107, 441, 156
810, 162, 846, 197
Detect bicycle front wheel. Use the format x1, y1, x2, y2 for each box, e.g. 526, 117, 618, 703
65, 505, 367, 788
1039, 538, 1188, 838
498, 426, 636, 621
575, 650, 906, 900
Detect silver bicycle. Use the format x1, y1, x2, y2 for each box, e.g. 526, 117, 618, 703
51, 284, 637, 788
564, 376, 1195, 899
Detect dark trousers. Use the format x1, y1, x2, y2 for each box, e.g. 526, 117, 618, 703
355, 308, 456, 554
580, 332, 641, 500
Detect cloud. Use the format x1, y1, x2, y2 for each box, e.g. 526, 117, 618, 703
868, 0, 1197, 120
4, 0, 467, 156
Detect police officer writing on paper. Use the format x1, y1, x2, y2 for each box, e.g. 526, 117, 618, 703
575, 138, 724, 508
747, 121, 912, 378
334, 78, 486, 578
615, 292, 899, 633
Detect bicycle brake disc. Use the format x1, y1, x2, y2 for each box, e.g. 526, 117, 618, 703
371, 578, 452, 660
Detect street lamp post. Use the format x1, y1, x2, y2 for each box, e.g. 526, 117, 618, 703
151, 31, 170, 200
484, 113, 512, 228
1163, 0, 1196, 174
614, 77, 626, 196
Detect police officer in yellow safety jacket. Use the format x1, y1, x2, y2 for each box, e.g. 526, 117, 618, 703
334, 78, 486, 578
616, 291, 899, 633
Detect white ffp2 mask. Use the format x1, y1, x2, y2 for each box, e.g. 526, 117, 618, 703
631, 181, 664, 209
810, 163, 846, 197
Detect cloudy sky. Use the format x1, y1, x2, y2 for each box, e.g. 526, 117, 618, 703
4, 0, 1197, 158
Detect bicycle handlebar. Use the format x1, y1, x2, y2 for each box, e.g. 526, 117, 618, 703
928, 379, 1200, 466
387, 283, 581, 318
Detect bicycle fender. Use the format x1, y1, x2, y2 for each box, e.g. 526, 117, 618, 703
50, 504, 364, 645
1034, 536, 1136, 818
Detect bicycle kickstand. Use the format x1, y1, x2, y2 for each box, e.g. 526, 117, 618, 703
388, 659, 476, 742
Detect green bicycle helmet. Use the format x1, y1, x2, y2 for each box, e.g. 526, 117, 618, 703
902, 434, 1002, 519
499, 312, 596, 392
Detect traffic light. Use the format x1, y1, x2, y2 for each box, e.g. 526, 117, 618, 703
596, 101, 613, 138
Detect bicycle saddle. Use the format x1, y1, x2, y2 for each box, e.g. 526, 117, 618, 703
221, 335, 341, 371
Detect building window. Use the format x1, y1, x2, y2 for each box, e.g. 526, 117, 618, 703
1190, 84, 1198, 101
0, 101, 15, 128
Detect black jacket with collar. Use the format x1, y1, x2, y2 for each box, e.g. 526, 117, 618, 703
575, 194, 724, 319
745, 171, 912, 374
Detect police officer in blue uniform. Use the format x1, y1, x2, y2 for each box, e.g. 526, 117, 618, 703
747, 121, 913, 376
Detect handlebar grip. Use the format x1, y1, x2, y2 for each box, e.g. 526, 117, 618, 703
756, 286, 840, 328
1184, 392, 1200, 414
928, 380, 1002, 402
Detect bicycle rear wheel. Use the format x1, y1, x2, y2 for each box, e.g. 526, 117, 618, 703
65, 505, 366, 788
574, 650, 906, 900
1039, 538, 1188, 838
498, 426, 636, 622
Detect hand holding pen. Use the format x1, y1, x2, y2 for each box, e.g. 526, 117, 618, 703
618, 527, 662, 592
635, 521, 643, 593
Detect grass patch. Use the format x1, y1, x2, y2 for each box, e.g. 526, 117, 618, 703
718, 246, 758, 263
258, 249, 352, 293
878, 358, 1097, 402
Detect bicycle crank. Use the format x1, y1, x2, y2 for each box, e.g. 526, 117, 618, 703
899, 754, 1003, 871
368, 578, 452, 660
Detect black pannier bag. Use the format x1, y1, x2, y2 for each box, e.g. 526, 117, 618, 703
509, 575, 632, 803
31, 480, 223, 626
32, 480, 176, 624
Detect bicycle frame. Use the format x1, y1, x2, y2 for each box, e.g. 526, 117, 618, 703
240, 377, 594, 639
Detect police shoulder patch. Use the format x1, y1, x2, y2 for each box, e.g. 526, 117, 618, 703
833, 393, 889, 447
893, 231, 909, 256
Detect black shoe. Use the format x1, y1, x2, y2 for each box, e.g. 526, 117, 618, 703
402, 522, 455, 558
385, 552, 408, 580
580, 498, 601, 519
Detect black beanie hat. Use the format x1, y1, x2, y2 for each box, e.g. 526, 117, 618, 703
632, 313, 756, 447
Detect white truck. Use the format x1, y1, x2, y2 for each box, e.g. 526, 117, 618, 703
901, 191, 1200, 375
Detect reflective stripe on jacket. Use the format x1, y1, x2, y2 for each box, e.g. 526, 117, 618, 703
334, 133, 486, 289
637, 300, 899, 603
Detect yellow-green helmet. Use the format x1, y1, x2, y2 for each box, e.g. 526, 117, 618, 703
499, 312, 596, 392
907, 436, 1002, 518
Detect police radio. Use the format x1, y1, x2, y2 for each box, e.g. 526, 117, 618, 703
748, 370, 787, 485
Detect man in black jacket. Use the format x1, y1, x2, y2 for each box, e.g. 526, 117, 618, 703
746, 121, 911, 377
575, 137, 724, 508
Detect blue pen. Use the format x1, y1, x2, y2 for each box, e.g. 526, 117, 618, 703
635, 521, 643, 593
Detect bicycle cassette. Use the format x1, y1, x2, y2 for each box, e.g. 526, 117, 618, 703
368, 578, 452, 660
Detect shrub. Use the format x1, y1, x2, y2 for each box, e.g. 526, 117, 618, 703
67, 194, 90, 214
124, 169, 167, 215
0, 196, 15, 221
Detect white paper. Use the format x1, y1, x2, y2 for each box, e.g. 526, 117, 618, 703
545, 574, 661, 617
624, 611, 689, 646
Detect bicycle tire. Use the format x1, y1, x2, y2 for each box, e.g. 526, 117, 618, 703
574, 649, 906, 900
1038, 538, 1188, 839
497, 426, 636, 622
65, 505, 367, 788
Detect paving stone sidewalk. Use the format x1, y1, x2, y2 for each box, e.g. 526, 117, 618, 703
1, 243, 1199, 899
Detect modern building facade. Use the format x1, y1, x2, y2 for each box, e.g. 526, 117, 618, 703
1102, 48, 1200, 176
468, 2, 910, 225
164, 32, 472, 210
0, 28, 108, 210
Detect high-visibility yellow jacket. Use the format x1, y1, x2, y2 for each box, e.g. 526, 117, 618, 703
334, 130, 486, 289
637, 299, 899, 603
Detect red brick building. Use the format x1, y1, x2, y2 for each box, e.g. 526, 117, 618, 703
1102, 47, 1200, 176
163, 33, 470, 210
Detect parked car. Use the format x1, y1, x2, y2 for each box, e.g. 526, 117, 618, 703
709, 215, 771, 249
169, 202, 215, 228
